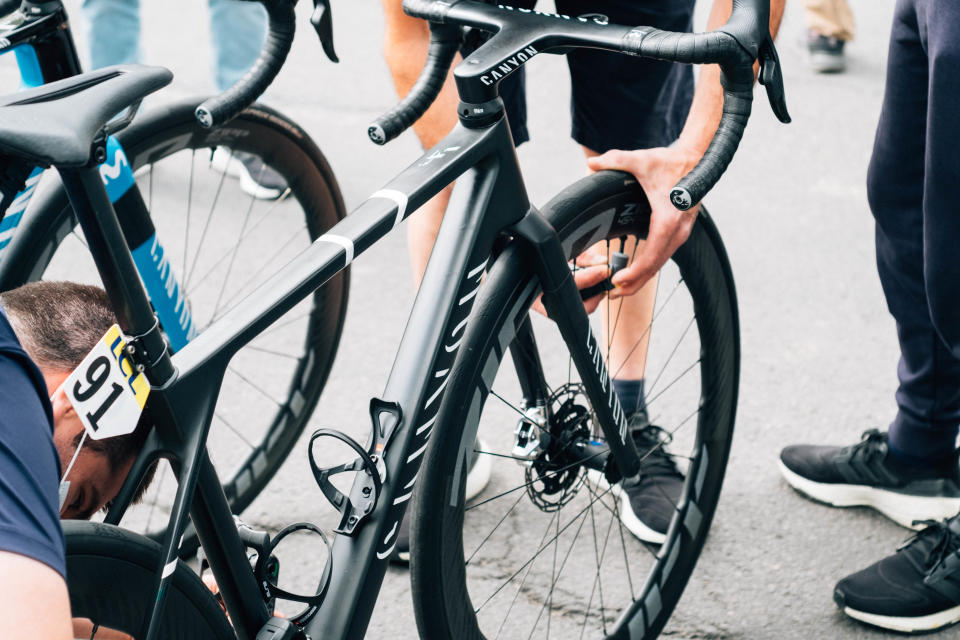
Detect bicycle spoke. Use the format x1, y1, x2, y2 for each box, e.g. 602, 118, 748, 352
212, 221, 306, 320
489, 389, 538, 426
241, 344, 304, 361
611, 276, 684, 380
183, 150, 195, 278
467, 489, 528, 565
467, 449, 606, 512
227, 365, 283, 407
644, 314, 696, 399
474, 482, 617, 614
213, 412, 256, 451
210, 188, 259, 318
184, 190, 294, 302
645, 359, 701, 408
185, 148, 232, 288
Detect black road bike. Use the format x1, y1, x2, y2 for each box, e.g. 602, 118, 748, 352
0, 0, 789, 637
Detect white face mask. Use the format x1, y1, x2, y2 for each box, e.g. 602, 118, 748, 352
56, 408, 87, 513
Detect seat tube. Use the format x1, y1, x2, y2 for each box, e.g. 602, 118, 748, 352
58, 164, 175, 385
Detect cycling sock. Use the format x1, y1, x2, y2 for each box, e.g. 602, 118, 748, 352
613, 378, 645, 416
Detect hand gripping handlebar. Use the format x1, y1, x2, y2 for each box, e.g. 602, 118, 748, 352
370, 0, 790, 210
195, 0, 296, 128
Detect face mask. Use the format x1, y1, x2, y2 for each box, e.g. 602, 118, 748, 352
58, 427, 87, 514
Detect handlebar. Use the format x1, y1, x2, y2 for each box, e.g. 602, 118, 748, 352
371, 0, 790, 210
368, 22, 459, 145
195, 0, 296, 128
0, 0, 19, 16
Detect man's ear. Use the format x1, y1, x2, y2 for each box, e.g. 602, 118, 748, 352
49, 386, 78, 425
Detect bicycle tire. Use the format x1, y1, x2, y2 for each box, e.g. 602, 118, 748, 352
64, 520, 235, 639
0, 99, 349, 536
410, 171, 739, 639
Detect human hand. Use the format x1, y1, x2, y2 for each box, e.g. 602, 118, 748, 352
587, 144, 702, 298
530, 261, 610, 317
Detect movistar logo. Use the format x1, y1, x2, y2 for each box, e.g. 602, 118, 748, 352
98, 145, 129, 183
480, 45, 538, 86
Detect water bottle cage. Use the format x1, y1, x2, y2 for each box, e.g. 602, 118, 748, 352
234, 520, 333, 622
308, 428, 385, 535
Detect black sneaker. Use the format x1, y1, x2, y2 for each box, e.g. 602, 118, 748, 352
391, 437, 491, 564
619, 413, 685, 545
834, 515, 960, 633
779, 429, 960, 528
808, 30, 846, 73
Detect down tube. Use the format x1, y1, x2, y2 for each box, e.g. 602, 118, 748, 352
306, 161, 527, 638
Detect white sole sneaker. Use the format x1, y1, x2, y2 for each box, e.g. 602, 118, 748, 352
585, 469, 666, 544
465, 438, 492, 503
778, 460, 960, 530
209, 148, 284, 200
841, 602, 960, 634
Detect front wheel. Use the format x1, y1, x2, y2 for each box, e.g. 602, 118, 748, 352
65, 521, 235, 639
410, 171, 740, 639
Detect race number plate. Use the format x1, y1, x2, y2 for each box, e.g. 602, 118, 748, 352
64, 324, 150, 440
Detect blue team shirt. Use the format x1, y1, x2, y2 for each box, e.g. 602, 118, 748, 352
0, 304, 65, 578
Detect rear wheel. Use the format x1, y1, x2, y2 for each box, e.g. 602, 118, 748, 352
0, 100, 349, 541
65, 520, 235, 639
411, 171, 740, 639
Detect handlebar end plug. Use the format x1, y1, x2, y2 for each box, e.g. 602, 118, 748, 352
195, 106, 214, 129
670, 188, 693, 211
367, 124, 387, 146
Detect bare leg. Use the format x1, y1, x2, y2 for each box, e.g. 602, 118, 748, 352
383, 0, 461, 286
582, 146, 657, 404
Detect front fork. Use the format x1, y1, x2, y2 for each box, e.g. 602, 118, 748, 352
510, 209, 641, 482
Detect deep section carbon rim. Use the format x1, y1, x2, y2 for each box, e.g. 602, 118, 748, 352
411, 171, 739, 640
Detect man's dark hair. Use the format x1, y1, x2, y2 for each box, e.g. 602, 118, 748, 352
0, 281, 157, 506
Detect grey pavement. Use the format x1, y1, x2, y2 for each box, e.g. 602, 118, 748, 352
42, 0, 936, 638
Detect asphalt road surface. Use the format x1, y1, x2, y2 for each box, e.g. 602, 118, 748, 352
11, 0, 935, 637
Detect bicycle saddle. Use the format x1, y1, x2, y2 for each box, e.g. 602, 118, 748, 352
0, 65, 172, 168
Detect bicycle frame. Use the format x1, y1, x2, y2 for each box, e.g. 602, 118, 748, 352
60, 90, 639, 637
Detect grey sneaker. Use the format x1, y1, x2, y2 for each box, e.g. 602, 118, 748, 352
808, 30, 846, 73
210, 148, 288, 200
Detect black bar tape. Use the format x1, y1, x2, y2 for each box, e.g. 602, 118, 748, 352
402, 0, 456, 23
621, 29, 744, 66
670, 90, 752, 210
0, 0, 20, 16
368, 27, 458, 145
620, 28, 756, 211
195, 0, 295, 128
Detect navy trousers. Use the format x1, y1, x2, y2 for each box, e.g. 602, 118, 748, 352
869, 0, 960, 462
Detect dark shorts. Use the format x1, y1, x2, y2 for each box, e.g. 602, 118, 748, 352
470, 0, 696, 152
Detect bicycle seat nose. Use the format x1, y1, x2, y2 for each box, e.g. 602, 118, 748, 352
0, 64, 172, 168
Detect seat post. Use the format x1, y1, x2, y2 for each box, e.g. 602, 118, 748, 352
58, 163, 176, 387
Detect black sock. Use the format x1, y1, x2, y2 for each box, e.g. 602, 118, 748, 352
612, 378, 645, 416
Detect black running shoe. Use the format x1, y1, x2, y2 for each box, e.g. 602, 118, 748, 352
619, 413, 684, 544
834, 514, 960, 633
779, 429, 960, 528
